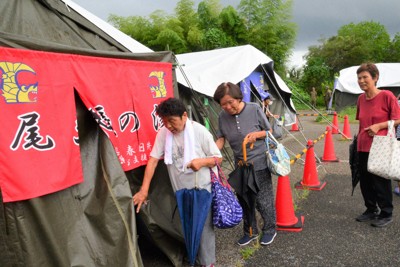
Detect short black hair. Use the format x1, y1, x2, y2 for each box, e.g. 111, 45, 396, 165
156, 97, 187, 118
213, 82, 243, 104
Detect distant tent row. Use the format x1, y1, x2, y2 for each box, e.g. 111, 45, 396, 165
334, 63, 400, 111
0, 1, 296, 267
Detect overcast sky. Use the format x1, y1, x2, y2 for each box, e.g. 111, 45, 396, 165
72, 0, 400, 67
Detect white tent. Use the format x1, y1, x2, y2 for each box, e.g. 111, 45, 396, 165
176, 44, 292, 97
334, 63, 400, 111
175, 45, 296, 127
336, 63, 400, 93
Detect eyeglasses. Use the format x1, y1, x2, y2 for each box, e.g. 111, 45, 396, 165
220, 98, 238, 108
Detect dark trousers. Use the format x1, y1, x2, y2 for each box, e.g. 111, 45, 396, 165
239, 168, 276, 236
358, 152, 393, 218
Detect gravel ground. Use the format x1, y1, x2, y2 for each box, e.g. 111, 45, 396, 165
141, 114, 400, 267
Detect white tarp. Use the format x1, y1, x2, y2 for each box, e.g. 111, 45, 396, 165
63, 0, 153, 53
176, 45, 292, 97
336, 63, 400, 94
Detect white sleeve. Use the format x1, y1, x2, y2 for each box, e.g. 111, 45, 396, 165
150, 127, 166, 159
195, 123, 222, 158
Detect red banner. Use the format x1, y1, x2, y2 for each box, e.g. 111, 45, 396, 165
73, 53, 173, 170
0, 47, 173, 202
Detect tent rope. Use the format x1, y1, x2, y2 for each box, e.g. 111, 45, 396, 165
99, 150, 139, 267
173, 55, 235, 170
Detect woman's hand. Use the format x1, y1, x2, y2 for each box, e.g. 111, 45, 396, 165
364, 124, 380, 136
245, 132, 258, 144
132, 189, 148, 213
187, 159, 203, 171
187, 157, 221, 171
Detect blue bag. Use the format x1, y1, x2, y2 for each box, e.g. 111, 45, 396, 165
210, 163, 243, 229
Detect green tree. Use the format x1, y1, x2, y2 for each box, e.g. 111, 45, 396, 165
305, 21, 391, 75
108, 14, 154, 45
186, 26, 205, 51
218, 6, 247, 45
386, 33, 400, 62
203, 28, 231, 49
149, 28, 187, 53
301, 52, 331, 92
337, 21, 390, 62
198, 0, 221, 30
109, 0, 297, 71
238, 0, 264, 27
109, 10, 189, 53
238, 0, 296, 75
300, 21, 393, 91
175, 0, 198, 38
146, 11, 188, 52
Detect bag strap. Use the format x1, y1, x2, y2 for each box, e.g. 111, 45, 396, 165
211, 157, 231, 189
265, 131, 270, 149
387, 120, 395, 137
265, 130, 278, 148
267, 130, 280, 144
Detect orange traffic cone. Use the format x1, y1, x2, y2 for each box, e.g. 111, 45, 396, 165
331, 112, 339, 134
322, 126, 339, 162
290, 117, 299, 131
342, 115, 352, 140
276, 175, 305, 232
295, 140, 326, 190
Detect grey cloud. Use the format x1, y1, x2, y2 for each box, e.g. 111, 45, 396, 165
73, 0, 399, 65
293, 0, 400, 49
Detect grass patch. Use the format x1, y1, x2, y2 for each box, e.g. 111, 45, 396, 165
338, 106, 357, 123
314, 106, 357, 124
240, 241, 261, 260
315, 113, 328, 123
293, 188, 310, 211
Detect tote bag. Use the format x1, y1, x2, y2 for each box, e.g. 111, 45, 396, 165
265, 131, 291, 176
210, 162, 243, 229
367, 120, 400, 180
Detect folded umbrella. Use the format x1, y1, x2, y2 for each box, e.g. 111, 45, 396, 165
175, 180, 212, 266
349, 134, 360, 196
228, 138, 259, 236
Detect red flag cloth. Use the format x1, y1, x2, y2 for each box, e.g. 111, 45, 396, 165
0, 47, 173, 202
73, 55, 173, 170
0, 47, 83, 202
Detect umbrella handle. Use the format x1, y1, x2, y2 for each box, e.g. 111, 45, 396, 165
242, 138, 254, 162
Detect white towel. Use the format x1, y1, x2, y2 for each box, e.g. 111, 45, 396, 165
164, 119, 196, 172
164, 130, 173, 165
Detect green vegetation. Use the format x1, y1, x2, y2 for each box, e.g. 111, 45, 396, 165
240, 241, 260, 260
314, 105, 357, 123
285, 79, 310, 110
293, 188, 310, 211
109, 1, 400, 106
298, 21, 400, 96
108, 0, 296, 76
338, 106, 357, 123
